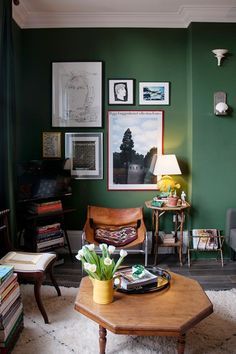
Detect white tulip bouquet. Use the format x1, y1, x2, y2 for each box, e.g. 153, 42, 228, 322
75, 243, 128, 280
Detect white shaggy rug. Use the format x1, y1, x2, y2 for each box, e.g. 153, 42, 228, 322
12, 285, 236, 354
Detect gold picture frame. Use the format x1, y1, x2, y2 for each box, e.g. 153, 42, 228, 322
42, 132, 61, 158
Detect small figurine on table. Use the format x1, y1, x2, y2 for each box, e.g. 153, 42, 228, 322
181, 191, 187, 205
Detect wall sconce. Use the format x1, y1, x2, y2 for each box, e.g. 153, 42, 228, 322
214, 91, 228, 116
212, 49, 228, 66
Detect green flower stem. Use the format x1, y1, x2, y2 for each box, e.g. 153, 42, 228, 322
112, 256, 124, 274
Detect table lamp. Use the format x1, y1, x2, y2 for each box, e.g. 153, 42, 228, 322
153, 154, 181, 196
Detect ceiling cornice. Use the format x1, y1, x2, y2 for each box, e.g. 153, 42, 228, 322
12, 5, 236, 29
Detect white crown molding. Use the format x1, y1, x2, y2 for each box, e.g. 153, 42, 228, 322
13, 5, 236, 29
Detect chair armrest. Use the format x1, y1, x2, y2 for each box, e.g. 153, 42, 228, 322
225, 208, 236, 242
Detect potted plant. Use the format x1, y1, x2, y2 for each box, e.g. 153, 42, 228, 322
76, 243, 127, 304
157, 177, 181, 207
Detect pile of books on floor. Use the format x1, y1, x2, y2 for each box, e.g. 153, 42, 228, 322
0, 265, 23, 353
160, 232, 176, 244
115, 267, 158, 290
29, 200, 63, 215
36, 222, 64, 252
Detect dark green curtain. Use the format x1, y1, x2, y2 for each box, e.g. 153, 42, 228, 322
0, 0, 16, 235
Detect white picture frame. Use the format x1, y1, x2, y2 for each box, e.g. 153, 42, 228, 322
52, 62, 102, 127
65, 132, 103, 179
108, 79, 134, 105
139, 82, 169, 105
108, 110, 163, 190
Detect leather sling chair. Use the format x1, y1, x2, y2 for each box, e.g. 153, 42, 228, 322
82, 205, 148, 266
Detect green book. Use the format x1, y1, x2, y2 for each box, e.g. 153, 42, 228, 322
0, 266, 14, 285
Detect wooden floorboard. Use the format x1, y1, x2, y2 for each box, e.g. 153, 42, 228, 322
46, 253, 236, 291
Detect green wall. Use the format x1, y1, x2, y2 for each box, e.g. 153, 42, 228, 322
17, 28, 188, 229
14, 23, 236, 233
190, 23, 236, 231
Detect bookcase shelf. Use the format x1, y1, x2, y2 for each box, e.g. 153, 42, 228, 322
17, 198, 75, 260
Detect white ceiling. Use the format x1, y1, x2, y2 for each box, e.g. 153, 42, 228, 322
13, 0, 236, 29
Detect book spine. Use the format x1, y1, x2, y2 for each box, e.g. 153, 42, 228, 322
36, 237, 64, 249
0, 285, 20, 314
0, 271, 13, 287
36, 231, 63, 242
0, 316, 23, 350
0, 299, 22, 329
0, 279, 18, 305
36, 223, 61, 234
0, 275, 17, 296
0, 305, 23, 341
36, 204, 62, 213
36, 200, 62, 207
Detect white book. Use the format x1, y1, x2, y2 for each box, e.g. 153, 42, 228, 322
3, 252, 43, 265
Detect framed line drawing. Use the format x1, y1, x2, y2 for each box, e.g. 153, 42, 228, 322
52, 61, 102, 127
42, 132, 61, 158
65, 132, 103, 179
108, 110, 163, 190
139, 82, 169, 105
108, 79, 134, 105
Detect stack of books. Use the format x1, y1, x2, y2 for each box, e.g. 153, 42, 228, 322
116, 267, 158, 290
0, 265, 23, 353
160, 233, 176, 244
30, 200, 63, 215
36, 222, 64, 252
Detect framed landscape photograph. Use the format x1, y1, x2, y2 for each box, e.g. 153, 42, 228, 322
108, 110, 163, 190
42, 132, 61, 158
65, 132, 103, 179
139, 82, 169, 105
52, 61, 102, 127
108, 79, 134, 105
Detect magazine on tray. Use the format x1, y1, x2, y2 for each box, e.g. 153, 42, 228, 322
115, 267, 158, 290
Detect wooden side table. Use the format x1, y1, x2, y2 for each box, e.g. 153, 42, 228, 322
145, 200, 191, 266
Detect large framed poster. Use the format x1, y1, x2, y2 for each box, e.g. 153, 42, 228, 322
108, 110, 163, 190
52, 61, 102, 127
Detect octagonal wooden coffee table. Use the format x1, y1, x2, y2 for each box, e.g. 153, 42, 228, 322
74, 272, 213, 354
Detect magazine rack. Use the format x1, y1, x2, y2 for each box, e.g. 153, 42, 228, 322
187, 229, 224, 267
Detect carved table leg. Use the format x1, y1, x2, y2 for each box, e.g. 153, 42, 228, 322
99, 325, 107, 354
177, 333, 186, 354
34, 275, 49, 324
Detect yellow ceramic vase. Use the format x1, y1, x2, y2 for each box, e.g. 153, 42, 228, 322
92, 278, 114, 305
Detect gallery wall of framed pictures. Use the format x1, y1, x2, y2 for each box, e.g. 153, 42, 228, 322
45, 60, 171, 186
108, 79, 170, 106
